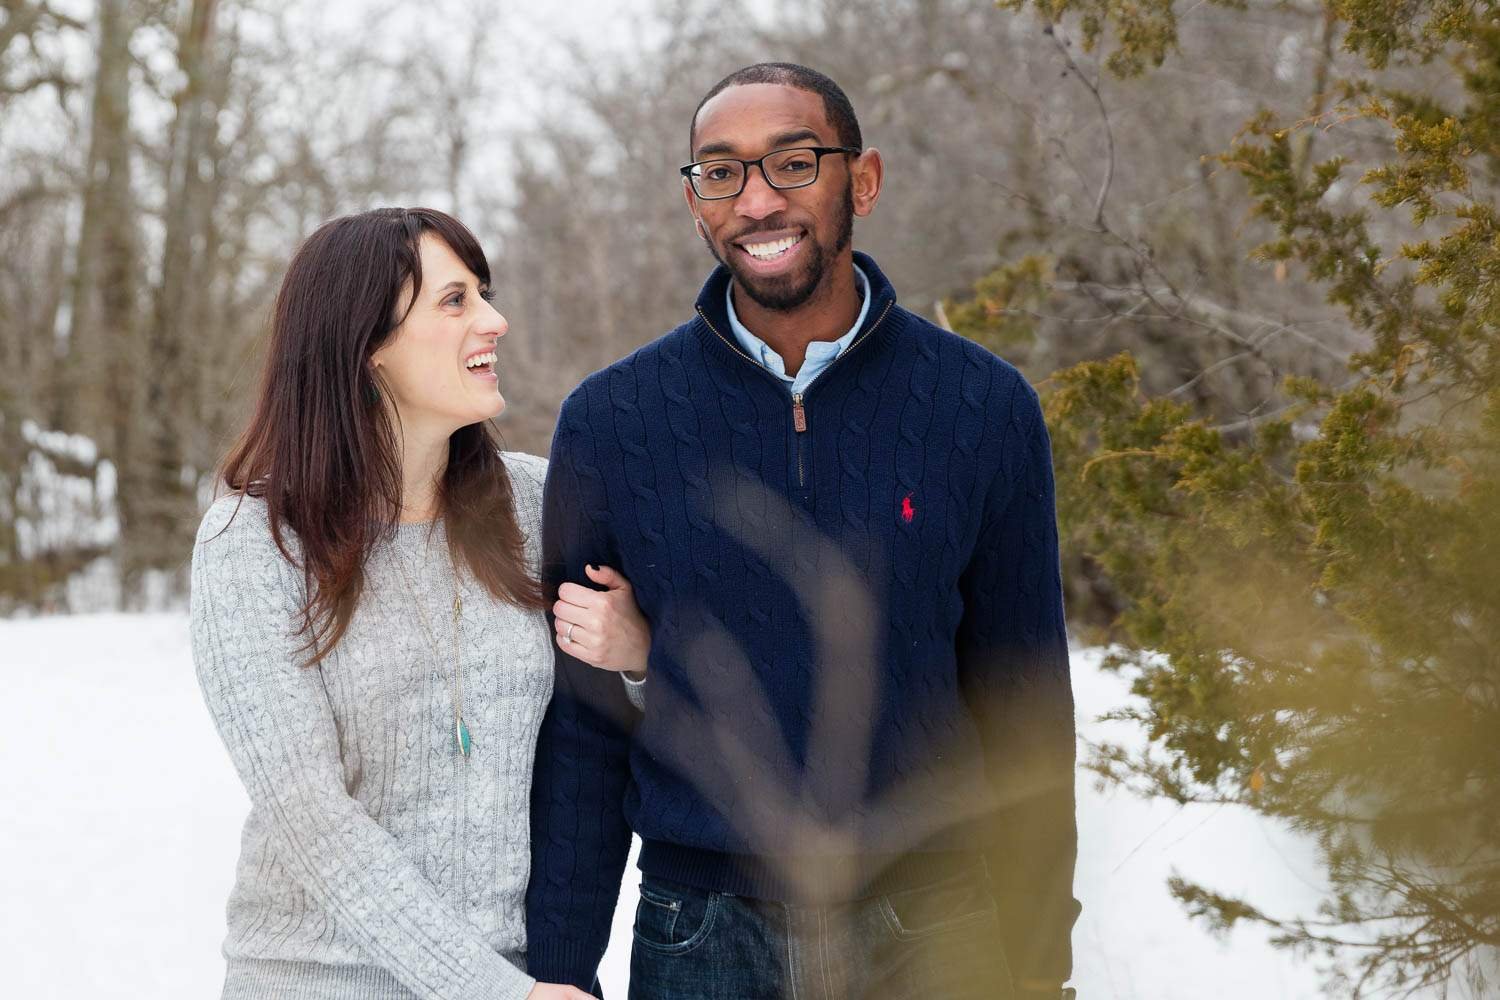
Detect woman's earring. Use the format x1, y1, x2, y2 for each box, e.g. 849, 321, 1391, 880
364, 377, 381, 406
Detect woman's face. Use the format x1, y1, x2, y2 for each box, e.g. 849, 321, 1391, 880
371, 235, 509, 434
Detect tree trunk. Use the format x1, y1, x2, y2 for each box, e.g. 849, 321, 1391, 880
56, 0, 140, 606
134, 0, 222, 599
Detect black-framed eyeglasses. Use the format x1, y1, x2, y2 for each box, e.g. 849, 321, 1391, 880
680, 145, 861, 200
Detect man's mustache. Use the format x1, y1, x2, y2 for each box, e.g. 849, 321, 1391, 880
721, 219, 806, 243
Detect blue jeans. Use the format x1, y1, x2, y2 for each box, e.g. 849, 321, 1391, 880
627, 866, 1016, 1000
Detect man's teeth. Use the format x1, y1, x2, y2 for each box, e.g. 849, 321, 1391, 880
743, 234, 802, 259
465, 352, 496, 370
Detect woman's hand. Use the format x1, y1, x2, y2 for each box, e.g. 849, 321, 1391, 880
527, 982, 594, 999
553, 564, 650, 679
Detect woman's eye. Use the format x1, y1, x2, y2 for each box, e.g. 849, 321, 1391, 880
479, 287, 496, 303
445, 292, 465, 308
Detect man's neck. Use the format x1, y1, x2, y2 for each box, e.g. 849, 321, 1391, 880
730, 254, 861, 379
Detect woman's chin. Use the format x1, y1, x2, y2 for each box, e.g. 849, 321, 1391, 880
476, 395, 507, 423
445, 396, 506, 433
462, 384, 507, 423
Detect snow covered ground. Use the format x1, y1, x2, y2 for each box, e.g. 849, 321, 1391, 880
2, 613, 1345, 998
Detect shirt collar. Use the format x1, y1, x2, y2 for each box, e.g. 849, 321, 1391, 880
725, 264, 872, 381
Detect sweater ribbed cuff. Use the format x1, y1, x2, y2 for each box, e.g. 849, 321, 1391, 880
471, 962, 539, 1000
525, 938, 604, 994
621, 671, 648, 711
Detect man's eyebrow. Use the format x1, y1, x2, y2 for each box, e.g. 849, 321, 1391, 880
694, 140, 738, 158
694, 127, 825, 160
769, 127, 822, 148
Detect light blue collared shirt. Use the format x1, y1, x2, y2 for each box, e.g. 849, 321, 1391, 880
726, 264, 871, 396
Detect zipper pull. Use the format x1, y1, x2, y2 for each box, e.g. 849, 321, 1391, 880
792, 393, 807, 433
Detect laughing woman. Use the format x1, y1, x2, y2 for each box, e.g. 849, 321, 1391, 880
190, 208, 646, 1000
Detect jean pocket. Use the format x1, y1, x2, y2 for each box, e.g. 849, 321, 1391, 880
877, 870, 999, 941
632, 876, 720, 955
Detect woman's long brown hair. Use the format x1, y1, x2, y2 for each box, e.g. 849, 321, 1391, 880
220, 207, 544, 664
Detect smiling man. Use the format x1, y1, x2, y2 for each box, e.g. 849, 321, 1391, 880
527, 64, 1080, 1000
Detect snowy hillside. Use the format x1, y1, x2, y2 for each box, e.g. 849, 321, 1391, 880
0, 614, 1343, 998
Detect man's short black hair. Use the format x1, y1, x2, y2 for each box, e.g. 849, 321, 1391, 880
690, 63, 862, 154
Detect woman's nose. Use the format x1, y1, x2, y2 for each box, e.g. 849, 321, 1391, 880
479, 298, 509, 338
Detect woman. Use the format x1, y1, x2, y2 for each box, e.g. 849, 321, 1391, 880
190, 208, 646, 999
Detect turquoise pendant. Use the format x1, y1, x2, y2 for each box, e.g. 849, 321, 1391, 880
454, 717, 472, 758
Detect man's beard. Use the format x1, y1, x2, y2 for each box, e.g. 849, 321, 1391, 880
704, 184, 854, 312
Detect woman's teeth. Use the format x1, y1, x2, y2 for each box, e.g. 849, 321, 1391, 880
465, 351, 496, 371
743, 234, 802, 260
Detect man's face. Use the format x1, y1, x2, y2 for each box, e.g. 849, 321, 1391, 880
686, 83, 859, 311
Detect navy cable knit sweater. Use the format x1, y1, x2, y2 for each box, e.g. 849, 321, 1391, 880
526, 253, 1079, 992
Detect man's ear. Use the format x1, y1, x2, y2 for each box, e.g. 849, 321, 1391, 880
682, 178, 704, 237
850, 147, 884, 218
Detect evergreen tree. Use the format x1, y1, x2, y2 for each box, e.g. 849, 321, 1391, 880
955, 1, 1500, 993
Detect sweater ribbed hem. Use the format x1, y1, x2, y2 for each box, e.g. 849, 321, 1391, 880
220, 954, 533, 1000
523, 939, 602, 993
637, 839, 984, 904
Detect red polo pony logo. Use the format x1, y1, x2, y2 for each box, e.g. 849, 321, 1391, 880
901, 493, 916, 523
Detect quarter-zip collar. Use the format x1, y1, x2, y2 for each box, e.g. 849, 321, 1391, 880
691, 250, 903, 397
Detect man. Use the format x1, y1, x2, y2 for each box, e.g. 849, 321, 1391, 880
527, 63, 1079, 1000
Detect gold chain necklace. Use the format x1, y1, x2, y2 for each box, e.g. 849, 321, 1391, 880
389, 534, 472, 759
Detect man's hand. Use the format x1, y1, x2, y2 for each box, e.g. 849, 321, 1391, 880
553, 564, 651, 680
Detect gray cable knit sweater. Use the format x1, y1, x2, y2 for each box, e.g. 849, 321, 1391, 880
189, 451, 552, 1000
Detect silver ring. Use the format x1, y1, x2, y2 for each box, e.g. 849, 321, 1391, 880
565, 622, 576, 644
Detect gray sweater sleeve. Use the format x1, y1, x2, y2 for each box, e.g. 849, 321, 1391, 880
621, 672, 647, 712
189, 499, 537, 1000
